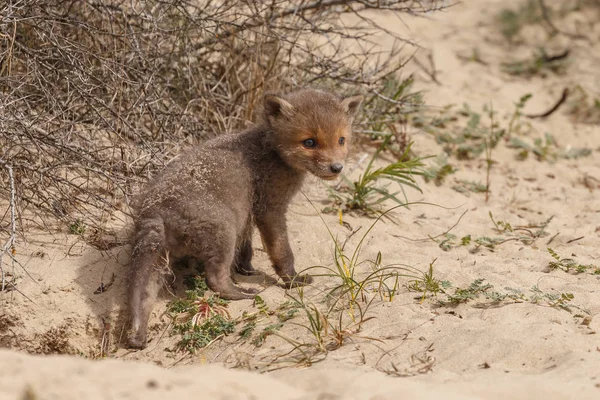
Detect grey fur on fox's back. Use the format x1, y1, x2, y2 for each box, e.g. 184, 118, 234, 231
127, 89, 363, 348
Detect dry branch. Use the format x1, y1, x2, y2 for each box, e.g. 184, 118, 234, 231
0, 159, 16, 292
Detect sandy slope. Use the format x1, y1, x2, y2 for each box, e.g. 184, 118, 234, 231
3, 349, 599, 400
2, 0, 600, 399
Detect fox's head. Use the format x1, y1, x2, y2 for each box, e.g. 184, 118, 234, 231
263, 89, 363, 180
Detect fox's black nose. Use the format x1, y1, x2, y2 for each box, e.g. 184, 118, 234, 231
330, 163, 343, 174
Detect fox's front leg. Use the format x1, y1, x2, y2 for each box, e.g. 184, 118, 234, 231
255, 213, 313, 287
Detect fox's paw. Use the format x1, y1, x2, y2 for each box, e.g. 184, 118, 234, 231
282, 274, 313, 288
127, 333, 147, 350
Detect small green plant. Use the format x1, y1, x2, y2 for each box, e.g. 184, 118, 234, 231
434, 232, 510, 252
490, 212, 553, 238
433, 212, 552, 252
423, 154, 456, 186
361, 76, 424, 137
432, 233, 478, 252
277, 304, 300, 322
286, 293, 329, 352
256, 202, 432, 367
435, 104, 505, 161
316, 204, 431, 315
434, 278, 588, 314
356, 76, 424, 158
509, 133, 555, 161
483, 103, 497, 201
183, 274, 209, 296
238, 321, 257, 340
456, 47, 487, 65
509, 133, 591, 161
166, 275, 235, 353
528, 286, 586, 314
251, 323, 284, 347
285, 284, 383, 354
452, 180, 488, 197
406, 259, 451, 300
68, 219, 86, 235
237, 297, 301, 348
441, 278, 493, 305
547, 248, 600, 275
483, 212, 552, 248
489, 211, 513, 233
328, 139, 426, 214
507, 93, 532, 138
173, 315, 235, 353
239, 296, 328, 368
412, 104, 457, 135
497, 0, 541, 42
502, 48, 568, 77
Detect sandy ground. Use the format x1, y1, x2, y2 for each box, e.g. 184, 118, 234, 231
2, 0, 600, 399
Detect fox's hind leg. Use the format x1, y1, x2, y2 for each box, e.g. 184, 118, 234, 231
127, 219, 168, 349
234, 222, 257, 276
203, 226, 258, 300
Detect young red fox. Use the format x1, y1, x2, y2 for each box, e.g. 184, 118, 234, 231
127, 89, 363, 348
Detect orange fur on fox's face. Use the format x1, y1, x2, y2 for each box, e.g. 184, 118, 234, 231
264, 90, 363, 180
280, 125, 351, 180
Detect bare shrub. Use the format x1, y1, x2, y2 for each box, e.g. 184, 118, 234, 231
0, 0, 446, 243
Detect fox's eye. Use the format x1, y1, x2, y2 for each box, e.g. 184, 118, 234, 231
339, 137, 346, 145
303, 139, 317, 148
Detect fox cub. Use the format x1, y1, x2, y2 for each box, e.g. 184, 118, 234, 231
127, 89, 363, 348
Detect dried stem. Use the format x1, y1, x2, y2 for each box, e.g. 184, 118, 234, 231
0, 159, 16, 292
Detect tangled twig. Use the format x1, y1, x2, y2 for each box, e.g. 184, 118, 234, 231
0, 159, 16, 292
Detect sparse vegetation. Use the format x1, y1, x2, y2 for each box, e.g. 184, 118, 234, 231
317, 205, 426, 311
68, 219, 87, 236
407, 255, 590, 315
241, 298, 302, 348
419, 94, 532, 166
407, 259, 451, 301
496, 0, 591, 42
434, 103, 505, 161
451, 180, 488, 197
173, 315, 235, 354
424, 154, 457, 186
431, 212, 552, 252
508, 133, 592, 161
251, 323, 285, 348
497, 0, 542, 42
547, 248, 600, 275
507, 94, 533, 138
501, 48, 569, 77
411, 273, 588, 315
167, 275, 235, 353
234, 204, 429, 367
441, 279, 587, 314
328, 140, 426, 215
360, 76, 424, 147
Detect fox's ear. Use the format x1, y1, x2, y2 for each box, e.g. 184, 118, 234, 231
264, 94, 296, 120
340, 95, 364, 119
